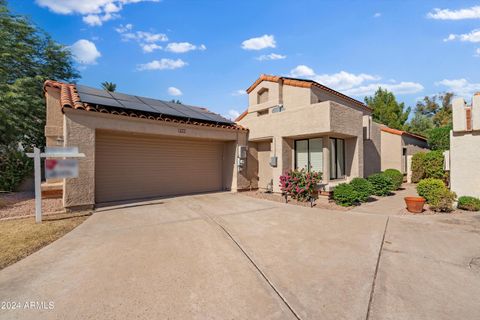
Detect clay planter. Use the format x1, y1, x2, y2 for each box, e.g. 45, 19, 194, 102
404, 196, 426, 214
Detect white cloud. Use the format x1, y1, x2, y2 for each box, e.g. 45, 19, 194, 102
70, 39, 101, 65
435, 78, 480, 97
290, 65, 315, 77
232, 89, 247, 96
116, 24, 168, 52
142, 43, 162, 53
165, 42, 207, 53
223, 109, 241, 121
373, 12, 382, 18
241, 34, 276, 50
137, 58, 187, 71
444, 29, 480, 43
256, 53, 286, 61
427, 6, 480, 20
167, 87, 182, 96
288, 65, 423, 96
35, 0, 159, 26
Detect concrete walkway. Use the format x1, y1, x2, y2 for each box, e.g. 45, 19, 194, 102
1, 193, 479, 319
350, 184, 418, 215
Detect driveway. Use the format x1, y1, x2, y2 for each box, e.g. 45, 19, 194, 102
1, 193, 479, 319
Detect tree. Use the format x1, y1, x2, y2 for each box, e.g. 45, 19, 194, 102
364, 87, 410, 130
415, 93, 453, 127
427, 125, 452, 151
101, 81, 116, 92
0, 0, 79, 190
405, 113, 433, 136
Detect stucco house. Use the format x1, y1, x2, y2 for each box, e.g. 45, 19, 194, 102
236, 74, 428, 193
43, 75, 428, 210
449, 92, 480, 198
43, 80, 250, 210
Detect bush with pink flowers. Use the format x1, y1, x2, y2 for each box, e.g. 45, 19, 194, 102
279, 169, 322, 202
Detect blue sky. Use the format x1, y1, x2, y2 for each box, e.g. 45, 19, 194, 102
10, 0, 480, 119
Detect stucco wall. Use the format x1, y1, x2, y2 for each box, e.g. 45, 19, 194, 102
380, 131, 403, 171
450, 131, 480, 197
61, 109, 248, 209
364, 122, 382, 177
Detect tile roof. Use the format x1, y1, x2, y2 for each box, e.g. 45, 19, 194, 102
380, 127, 427, 141
44, 80, 246, 131
245, 74, 371, 111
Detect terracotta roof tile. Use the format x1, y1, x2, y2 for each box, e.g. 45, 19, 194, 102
380, 127, 427, 141
44, 80, 247, 131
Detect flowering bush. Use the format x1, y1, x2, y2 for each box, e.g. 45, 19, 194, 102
279, 169, 322, 202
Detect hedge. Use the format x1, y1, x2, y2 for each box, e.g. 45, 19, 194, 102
457, 196, 480, 211
349, 178, 373, 202
367, 173, 394, 196
383, 169, 403, 190
411, 151, 445, 183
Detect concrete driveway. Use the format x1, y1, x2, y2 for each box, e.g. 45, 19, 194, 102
1, 193, 479, 320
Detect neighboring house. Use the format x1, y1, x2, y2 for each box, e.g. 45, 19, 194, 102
236, 74, 428, 193
43, 80, 249, 210
450, 93, 480, 198
379, 127, 428, 174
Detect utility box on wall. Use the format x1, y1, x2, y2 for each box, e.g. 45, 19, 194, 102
270, 156, 277, 167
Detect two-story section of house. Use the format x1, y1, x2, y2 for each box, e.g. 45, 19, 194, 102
237, 74, 374, 193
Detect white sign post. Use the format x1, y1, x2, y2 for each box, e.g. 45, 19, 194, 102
26, 147, 85, 223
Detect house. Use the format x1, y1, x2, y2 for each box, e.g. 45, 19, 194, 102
379, 127, 428, 174
43, 81, 250, 210
236, 74, 428, 193
449, 93, 480, 198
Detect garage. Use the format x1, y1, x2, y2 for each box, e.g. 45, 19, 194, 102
95, 130, 224, 203
42, 80, 249, 210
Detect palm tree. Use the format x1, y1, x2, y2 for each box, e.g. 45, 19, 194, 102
101, 81, 117, 92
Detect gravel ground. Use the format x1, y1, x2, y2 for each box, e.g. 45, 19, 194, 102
239, 190, 350, 211
0, 192, 63, 220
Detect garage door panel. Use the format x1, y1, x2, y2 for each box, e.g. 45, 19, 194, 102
95, 131, 224, 203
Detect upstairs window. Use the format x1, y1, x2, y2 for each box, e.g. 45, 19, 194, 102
257, 88, 269, 104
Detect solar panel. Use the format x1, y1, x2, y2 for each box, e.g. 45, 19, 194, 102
75, 84, 235, 124
76, 85, 113, 98
77, 93, 124, 108
137, 97, 190, 118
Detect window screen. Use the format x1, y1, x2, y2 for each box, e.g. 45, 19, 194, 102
295, 140, 309, 170
309, 138, 323, 173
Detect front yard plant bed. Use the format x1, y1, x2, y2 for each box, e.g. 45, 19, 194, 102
0, 212, 91, 270
240, 190, 350, 211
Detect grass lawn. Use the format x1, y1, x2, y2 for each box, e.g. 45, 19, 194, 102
0, 212, 91, 270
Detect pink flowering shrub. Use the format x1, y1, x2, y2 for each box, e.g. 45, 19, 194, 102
279, 169, 322, 202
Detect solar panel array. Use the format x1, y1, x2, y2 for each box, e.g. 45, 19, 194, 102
75, 84, 234, 124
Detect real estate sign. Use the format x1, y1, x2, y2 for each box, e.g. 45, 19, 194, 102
45, 159, 79, 179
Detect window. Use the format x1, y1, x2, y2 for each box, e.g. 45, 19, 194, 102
257, 109, 269, 116
402, 147, 407, 173
329, 138, 345, 179
257, 88, 269, 104
294, 138, 323, 172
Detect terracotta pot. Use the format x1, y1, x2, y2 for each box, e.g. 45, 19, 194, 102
404, 196, 426, 214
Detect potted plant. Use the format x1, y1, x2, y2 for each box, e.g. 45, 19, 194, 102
404, 196, 426, 214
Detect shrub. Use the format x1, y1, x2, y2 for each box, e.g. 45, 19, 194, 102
429, 188, 456, 212
411, 152, 426, 183
417, 178, 456, 212
457, 196, 480, 212
411, 151, 445, 183
333, 183, 360, 206
383, 169, 403, 190
416, 178, 445, 202
349, 178, 373, 202
279, 169, 322, 202
367, 173, 394, 196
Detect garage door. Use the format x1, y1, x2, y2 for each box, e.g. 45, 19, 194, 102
95, 131, 224, 203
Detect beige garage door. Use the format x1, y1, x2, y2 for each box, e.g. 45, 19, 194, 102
95, 131, 224, 203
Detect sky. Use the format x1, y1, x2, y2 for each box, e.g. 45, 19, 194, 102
10, 0, 480, 120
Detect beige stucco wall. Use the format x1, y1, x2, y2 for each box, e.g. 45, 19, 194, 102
450, 95, 480, 198
60, 108, 247, 209
364, 122, 382, 177
380, 131, 403, 172
239, 83, 365, 192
